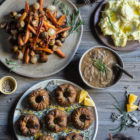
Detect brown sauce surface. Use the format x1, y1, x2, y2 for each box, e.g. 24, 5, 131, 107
81, 48, 121, 88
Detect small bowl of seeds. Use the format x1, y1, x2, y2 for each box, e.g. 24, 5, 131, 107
0, 76, 17, 95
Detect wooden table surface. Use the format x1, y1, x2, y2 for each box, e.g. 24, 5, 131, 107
0, 0, 140, 140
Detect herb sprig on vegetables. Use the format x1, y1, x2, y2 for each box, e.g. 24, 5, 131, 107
53, 0, 59, 6
60, 3, 85, 34
93, 58, 108, 80
5, 58, 17, 71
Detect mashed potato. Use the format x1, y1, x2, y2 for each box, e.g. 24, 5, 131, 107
99, 0, 140, 47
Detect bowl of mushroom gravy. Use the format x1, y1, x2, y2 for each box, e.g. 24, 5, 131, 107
79, 46, 123, 89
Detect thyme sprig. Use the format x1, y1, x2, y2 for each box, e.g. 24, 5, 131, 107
60, 3, 85, 34
93, 58, 108, 80
5, 58, 17, 71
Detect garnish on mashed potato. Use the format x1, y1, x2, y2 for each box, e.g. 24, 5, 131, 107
99, 0, 140, 47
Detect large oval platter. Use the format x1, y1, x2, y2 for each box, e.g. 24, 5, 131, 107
0, 0, 83, 78
93, 0, 140, 51
13, 79, 98, 140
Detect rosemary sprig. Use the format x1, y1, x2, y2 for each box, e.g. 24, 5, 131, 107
108, 93, 139, 134
60, 3, 85, 34
53, 0, 59, 6
5, 58, 17, 71
93, 58, 108, 80
69, 10, 85, 33
105, 11, 114, 30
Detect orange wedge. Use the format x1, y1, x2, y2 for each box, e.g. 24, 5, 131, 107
83, 97, 95, 107
127, 104, 138, 112
128, 94, 138, 105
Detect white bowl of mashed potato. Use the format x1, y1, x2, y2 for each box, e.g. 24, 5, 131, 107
79, 46, 123, 89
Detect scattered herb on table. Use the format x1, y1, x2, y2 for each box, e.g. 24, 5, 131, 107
108, 93, 140, 134
60, 3, 85, 34
93, 58, 108, 80
5, 58, 17, 71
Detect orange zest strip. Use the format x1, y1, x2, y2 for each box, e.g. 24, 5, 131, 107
33, 17, 44, 48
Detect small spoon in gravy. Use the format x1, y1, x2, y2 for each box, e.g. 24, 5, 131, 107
114, 64, 133, 79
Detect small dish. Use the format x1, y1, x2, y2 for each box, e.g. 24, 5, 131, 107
0, 76, 17, 94
79, 46, 123, 89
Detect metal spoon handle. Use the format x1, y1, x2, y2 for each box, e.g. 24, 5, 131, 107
115, 64, 133, 79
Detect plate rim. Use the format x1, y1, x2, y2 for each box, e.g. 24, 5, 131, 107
93, 0, 140, 52
12, 78, 98, 140
0, 0, 83, 78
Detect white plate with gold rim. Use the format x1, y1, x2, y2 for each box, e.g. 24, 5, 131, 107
13, 79, 98, 140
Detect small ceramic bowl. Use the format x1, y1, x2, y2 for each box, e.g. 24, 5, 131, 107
79, 46, 124, 89
0, 76, 17, 95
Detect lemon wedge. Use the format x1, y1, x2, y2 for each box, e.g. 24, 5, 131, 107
83, 97, 95, 107
79, 90, 88, 103
127, 104, 138, 112
128, 94, 138, 105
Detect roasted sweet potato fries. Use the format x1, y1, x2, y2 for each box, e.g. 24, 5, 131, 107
0, 0, 70, 64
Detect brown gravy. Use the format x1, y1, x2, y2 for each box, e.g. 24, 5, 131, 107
81, 48, 121, 88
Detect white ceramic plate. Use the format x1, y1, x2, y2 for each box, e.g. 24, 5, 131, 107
0, 0, 83, 78
13, 79, 98, 140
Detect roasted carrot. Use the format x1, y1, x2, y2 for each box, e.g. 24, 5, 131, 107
18, 34, 24, 46
58, 15, 66, 26
41, 52, 46, 56
43, 23, 48, 31
25, 1, 30, 13
43, 21, 57, 30
46, 10, 59, 26
24, 48, 30, 64
39, 0, 44, 11
56, 26, 70, 34
55, 48, 66, 58
19, 12, 27, 22
24, 29, 30, 44
28, 24, 36, 34
22, 46, 26, 55
35, 47, 53, 54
